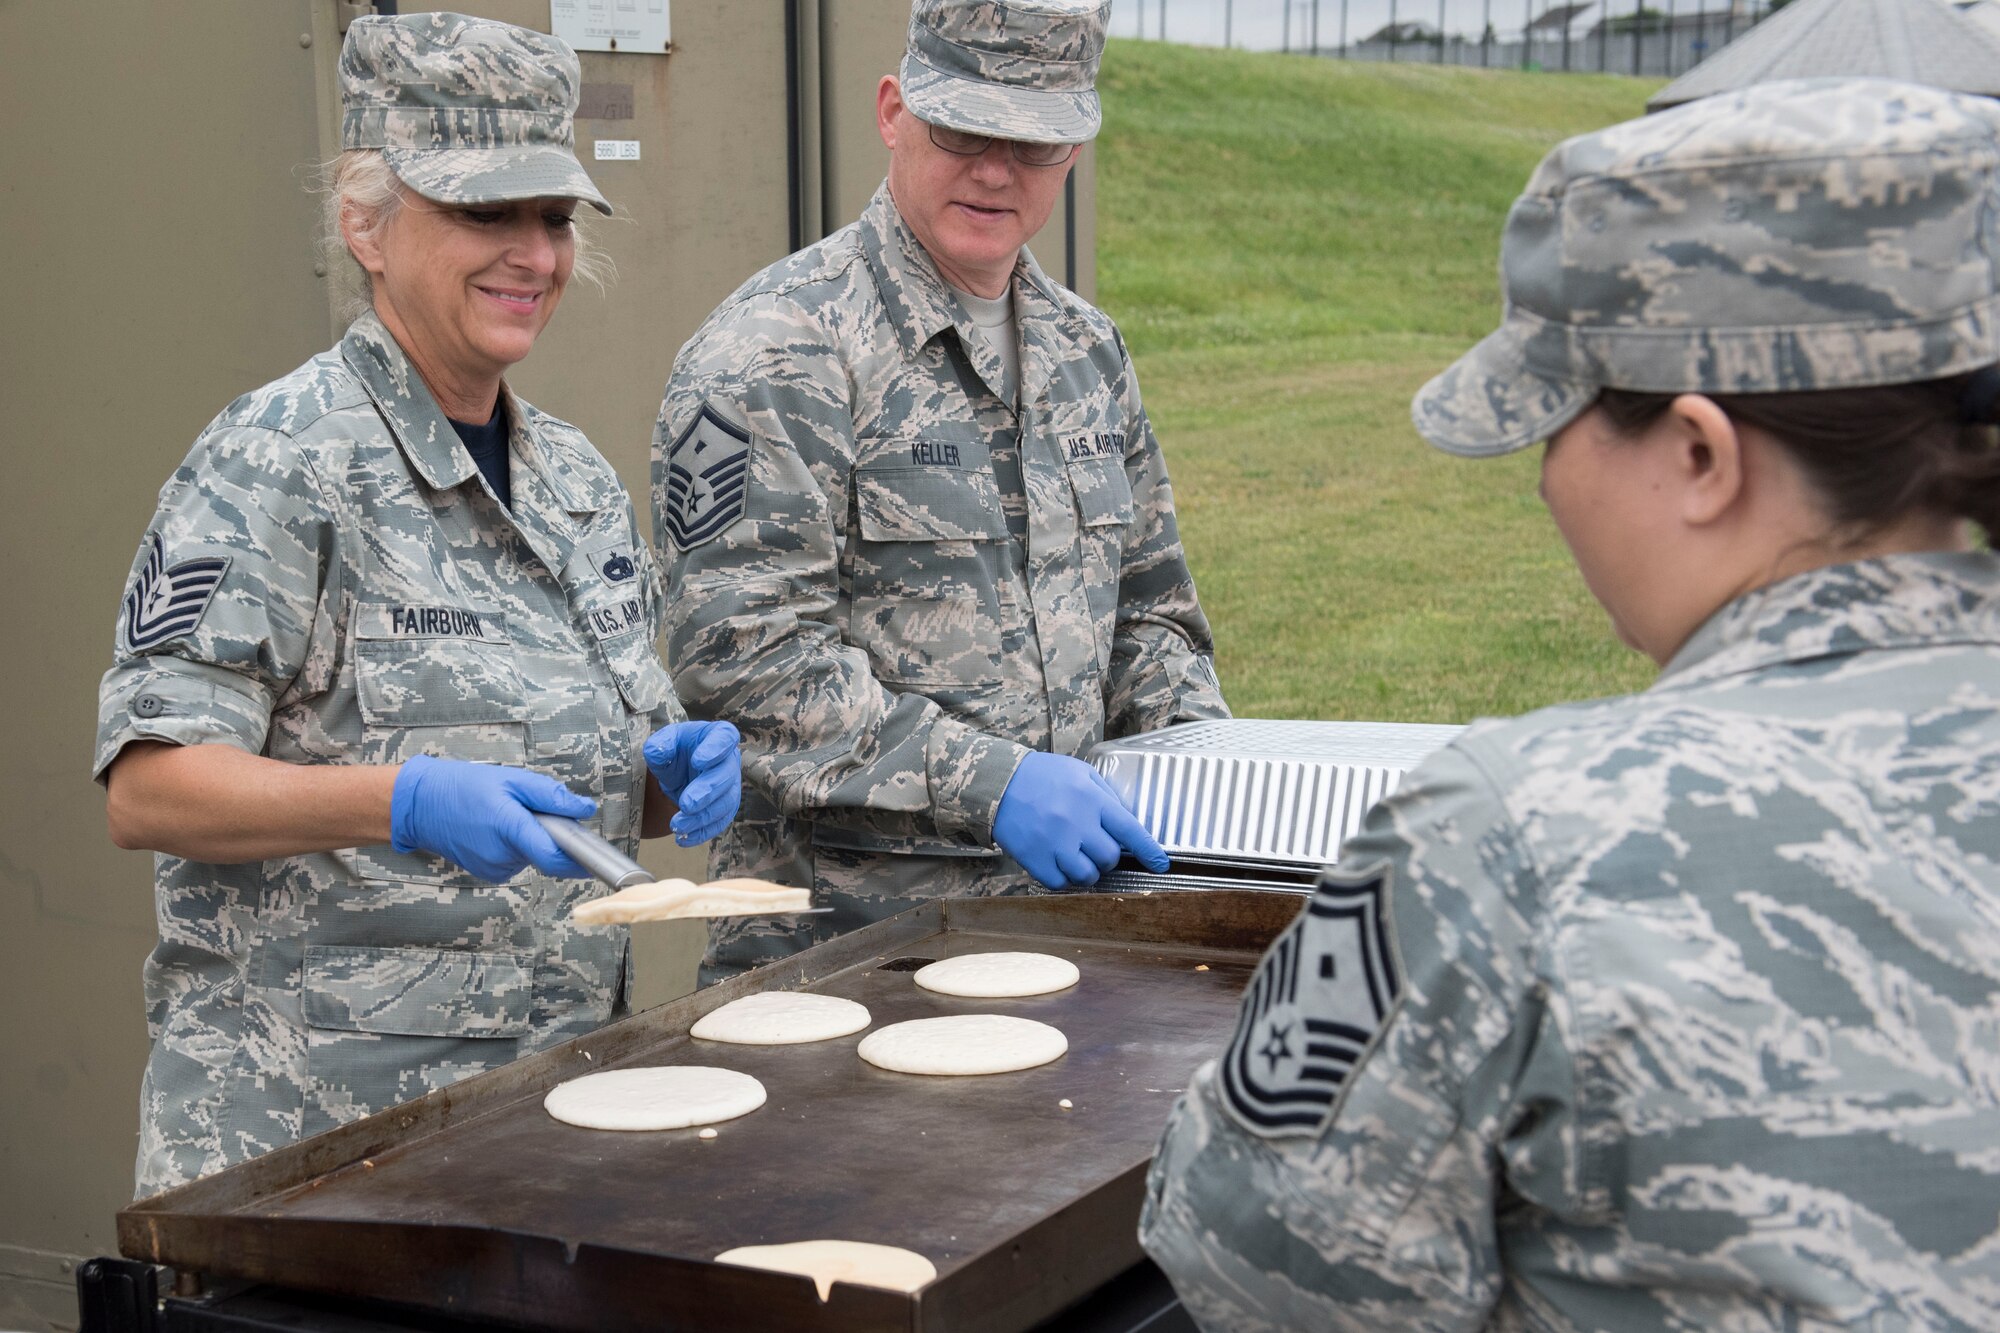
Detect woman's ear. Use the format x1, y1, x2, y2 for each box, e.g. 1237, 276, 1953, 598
340, 200, 389, 282
1668, 393, 1743, 528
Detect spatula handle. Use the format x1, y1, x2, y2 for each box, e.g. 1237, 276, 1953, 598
533, 813, 654, 889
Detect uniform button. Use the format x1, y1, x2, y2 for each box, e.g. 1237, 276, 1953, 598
134, 694, 164, 718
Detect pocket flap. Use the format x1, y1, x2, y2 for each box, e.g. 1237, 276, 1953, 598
856, 465, 1007, 542
608, 653, 674, 715
303, 944, 534, 1038
353, 608, 526, 727
1067, 458, 1134, 529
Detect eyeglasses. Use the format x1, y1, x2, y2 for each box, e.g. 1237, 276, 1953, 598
926, 121, 1079, 168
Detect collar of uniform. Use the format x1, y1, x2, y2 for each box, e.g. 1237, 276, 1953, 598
340, 311, 480, 493
861, 183, 962, 362
502, 390, 618, 514
1011, 244, 1084, 404
1656, 551, 2000, 690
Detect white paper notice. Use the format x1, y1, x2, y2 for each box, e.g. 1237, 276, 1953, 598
594, 140, 642, 161
551, 0, 670, 54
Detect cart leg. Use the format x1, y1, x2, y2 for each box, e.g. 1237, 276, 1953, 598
75, 1258, 167, 1333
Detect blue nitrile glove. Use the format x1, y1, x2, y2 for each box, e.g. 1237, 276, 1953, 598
992, 751, 1170, 890
644, 720, 742, 847
389, 755, 597, 883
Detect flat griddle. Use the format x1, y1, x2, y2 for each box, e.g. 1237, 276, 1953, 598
119, 891, 1299, 1332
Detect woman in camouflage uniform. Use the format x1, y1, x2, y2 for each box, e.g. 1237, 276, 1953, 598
1143, 78, 2000, 1330
95, 13, 739, 1195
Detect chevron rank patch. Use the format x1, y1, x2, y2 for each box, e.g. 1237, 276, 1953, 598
1219, 861, 1405, 1138
663, 403, 752, 550
122, 533, 230, 653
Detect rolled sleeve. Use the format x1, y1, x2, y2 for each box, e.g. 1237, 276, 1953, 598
94, 660, 277, 781
94, 422, 334, 783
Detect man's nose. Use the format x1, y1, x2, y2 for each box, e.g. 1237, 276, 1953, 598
969, 140, 1015, 187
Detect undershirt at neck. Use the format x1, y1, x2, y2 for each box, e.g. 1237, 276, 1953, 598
949, 281, 1019, 409
450, 403, 511, 511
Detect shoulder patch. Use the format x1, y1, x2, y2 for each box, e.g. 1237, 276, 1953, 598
122, 533, 230, 653
1218, 861, 1405, 1139
662, 403, 752, 551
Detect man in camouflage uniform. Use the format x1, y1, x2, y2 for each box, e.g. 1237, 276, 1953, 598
656, 0, 1227, 981
1141, 79, 2000, 1329
96, 14, 714, 1195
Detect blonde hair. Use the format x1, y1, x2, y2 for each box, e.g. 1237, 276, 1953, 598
316, 149, 612, 322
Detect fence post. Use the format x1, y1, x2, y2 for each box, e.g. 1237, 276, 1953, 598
1482, 0, 1492, 65
1437, 0, 1446, 61
1522, 0, 1533, 68
1390, 0, 1399, 59
1598, 6, 1609, 70
1341, 0, 1350, 56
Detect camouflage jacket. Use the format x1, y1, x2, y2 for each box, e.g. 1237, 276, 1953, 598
95, 313, 682, 1195
654, 182, 1226, 875
1140, 553, 2000, 1331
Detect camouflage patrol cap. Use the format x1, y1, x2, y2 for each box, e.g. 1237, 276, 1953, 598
1413, 78, 2000, 457
900, 0, 1112, 145
340, 12, 611, 215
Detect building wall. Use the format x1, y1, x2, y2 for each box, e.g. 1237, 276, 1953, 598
0, 3, 1094, 1327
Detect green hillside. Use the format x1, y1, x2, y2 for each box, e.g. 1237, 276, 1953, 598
1096, 42, 1660, 722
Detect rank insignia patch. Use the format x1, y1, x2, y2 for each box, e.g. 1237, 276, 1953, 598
663, 403, 752, 550
122, 533, 230, 653
1219, 861, 1404, 1138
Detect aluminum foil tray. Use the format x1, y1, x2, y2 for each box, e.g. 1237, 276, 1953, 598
1090, 719, 1464, 872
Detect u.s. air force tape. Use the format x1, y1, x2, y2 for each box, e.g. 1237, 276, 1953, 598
1219, 860, 1405, 1138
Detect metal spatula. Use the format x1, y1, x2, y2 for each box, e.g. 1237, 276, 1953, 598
534, 814, 831, 922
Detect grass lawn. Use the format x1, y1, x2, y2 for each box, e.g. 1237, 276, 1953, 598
1097, 42, 1663, 722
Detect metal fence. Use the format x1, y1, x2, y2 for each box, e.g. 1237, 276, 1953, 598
1114, 0, 1779, 80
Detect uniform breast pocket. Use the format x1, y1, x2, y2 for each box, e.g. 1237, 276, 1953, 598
852, 461, 1008, 690
350, 608, 529, 767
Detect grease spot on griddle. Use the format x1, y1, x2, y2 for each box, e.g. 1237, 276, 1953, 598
877, 956, 937, 972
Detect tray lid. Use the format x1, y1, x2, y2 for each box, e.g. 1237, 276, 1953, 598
1089, 719, 1464, 871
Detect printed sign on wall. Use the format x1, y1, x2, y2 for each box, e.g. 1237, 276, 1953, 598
551, 0, 670, 53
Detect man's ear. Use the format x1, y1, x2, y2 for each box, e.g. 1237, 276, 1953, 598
877, 76, 905, 151
1668, 393, 1743, 528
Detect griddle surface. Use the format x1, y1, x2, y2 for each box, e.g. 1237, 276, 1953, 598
122, 892, 1297, 1332
269, 929, 1245, 1263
